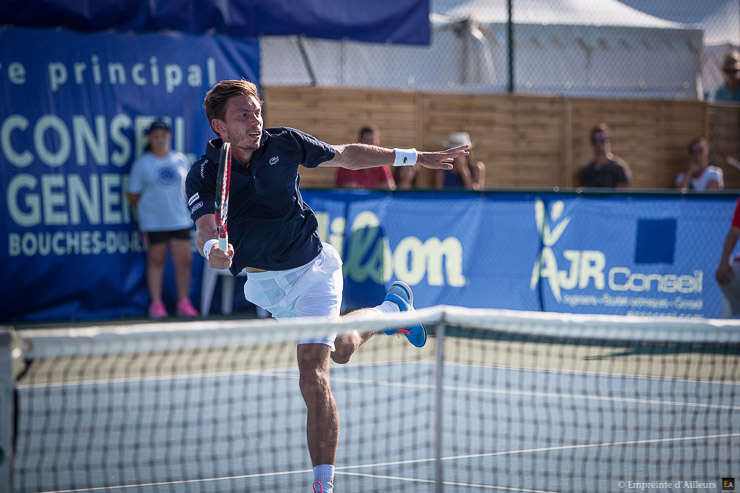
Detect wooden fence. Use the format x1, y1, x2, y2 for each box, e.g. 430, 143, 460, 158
262, 86, 740, 189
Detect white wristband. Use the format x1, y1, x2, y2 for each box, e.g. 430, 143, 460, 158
203, 239, 219, 259
393, 148, 418, 166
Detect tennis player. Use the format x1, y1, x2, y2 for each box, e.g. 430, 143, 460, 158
185, 79, 468, 493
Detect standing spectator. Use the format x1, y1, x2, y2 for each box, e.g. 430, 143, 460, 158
127, 119, 198, 319
716, 198, 740, 317
435, 132, 486, 190
675, 137, 723, 191
710, 50, 740, 103
334, 125, 396, 190
578, 123, 632, 188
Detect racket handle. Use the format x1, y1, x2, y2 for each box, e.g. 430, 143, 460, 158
219, 235, 228, 252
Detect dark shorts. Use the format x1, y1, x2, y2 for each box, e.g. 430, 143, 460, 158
142, 228, 192, 246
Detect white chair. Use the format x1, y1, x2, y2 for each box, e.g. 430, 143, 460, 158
200, 263, 270, 318
200, 263, 245, 315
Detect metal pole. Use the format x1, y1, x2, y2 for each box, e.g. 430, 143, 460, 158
434, 320, 445, 493
295, 36, 317, 86
507, 0, 514, 93
0, 327, 14, 492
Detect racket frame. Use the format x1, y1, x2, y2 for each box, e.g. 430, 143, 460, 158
215, 142, 232, 252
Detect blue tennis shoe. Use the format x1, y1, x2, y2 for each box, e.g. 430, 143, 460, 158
383, 281, 427, 348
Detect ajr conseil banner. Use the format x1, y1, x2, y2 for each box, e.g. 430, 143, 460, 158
303, 190, 736, 319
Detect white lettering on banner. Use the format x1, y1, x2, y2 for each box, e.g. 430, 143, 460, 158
530, 199, 703, 313
46, 57, 216, 93
73, 115, 108, 165
110, 114, 132, 166
1, 114, 188, 167
608, 268, 702, 294
1, 115, 33, 167
315, 211, 466, 287
7, 173, 131, 227
8, 230, 144, 256
34, 115, 70, 166
1, 61, 28, 84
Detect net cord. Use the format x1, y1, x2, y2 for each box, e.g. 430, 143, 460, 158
9, 306, 740, 361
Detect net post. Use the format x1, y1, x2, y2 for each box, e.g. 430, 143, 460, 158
434, 320, 445, 493
0, 327, 13, 492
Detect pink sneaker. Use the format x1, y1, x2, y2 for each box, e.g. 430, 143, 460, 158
148, 300, 168, 319
176, 299, 198, 317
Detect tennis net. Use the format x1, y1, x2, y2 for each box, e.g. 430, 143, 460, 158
4, 307, 739, 492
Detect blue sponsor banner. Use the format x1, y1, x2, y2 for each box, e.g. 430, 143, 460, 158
2, 166, 736, 321
0, 26, 259, 322
304, 190, 737, 319
531, 194, 731, 318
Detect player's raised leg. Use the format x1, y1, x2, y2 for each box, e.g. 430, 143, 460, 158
379, 280, 427, 347
332, 280, 427, 365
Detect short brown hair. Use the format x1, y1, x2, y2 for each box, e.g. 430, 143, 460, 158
687, 136, 707, 154
203, 79, 261, 136
358, 124, 379, 140
590, 123, 610, 142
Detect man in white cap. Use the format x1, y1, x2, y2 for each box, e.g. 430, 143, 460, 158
434, 131, 486, 190
711, 50, 740, 102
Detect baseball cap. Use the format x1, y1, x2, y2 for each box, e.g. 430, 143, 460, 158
145, 119, 170, 134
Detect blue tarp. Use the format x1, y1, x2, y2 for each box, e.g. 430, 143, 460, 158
0, 0, 431, 45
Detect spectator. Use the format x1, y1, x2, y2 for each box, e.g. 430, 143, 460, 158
675, 137, 723, 191
710, 50, 740, 103
435, 132, 486, 190
393, 164, 417, 189
578, 123, 632, 188
126, 119, 198, 319
334, 125, 396, 190
716, 198, 740, 317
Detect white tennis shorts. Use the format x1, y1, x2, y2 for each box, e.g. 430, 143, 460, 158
243, 243, 343, 349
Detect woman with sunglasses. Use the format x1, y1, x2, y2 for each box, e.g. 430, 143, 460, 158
675, 137, 724, 191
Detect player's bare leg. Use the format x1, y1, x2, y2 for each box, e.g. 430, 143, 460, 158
332, 282, 427, 364
297, 343, 338, 468
331, 308, 377, 364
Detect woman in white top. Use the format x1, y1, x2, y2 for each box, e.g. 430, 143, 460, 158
126, 119, 198, 318
675, 137, 724, 191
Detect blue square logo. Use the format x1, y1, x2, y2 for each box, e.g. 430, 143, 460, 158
634, 218, 676, 264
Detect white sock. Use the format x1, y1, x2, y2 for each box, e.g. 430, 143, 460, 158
373, 300, 400, 314
313, 464, 334, 492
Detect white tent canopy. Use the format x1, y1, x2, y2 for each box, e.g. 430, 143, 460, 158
618, 0, 740, 98
618, 0, 739, 46
261, 0, 704, 99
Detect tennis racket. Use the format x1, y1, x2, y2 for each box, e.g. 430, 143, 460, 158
215, 142, 232, 252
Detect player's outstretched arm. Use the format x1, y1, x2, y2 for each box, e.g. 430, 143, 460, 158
195, 214, 233, 270
321, 144, 469, 170
416, 145, 470, 170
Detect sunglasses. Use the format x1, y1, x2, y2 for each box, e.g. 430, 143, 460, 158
592, 136, 609, 144
690, 146, 705, 154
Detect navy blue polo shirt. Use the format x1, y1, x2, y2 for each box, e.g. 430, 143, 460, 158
185, 127, 336, 274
